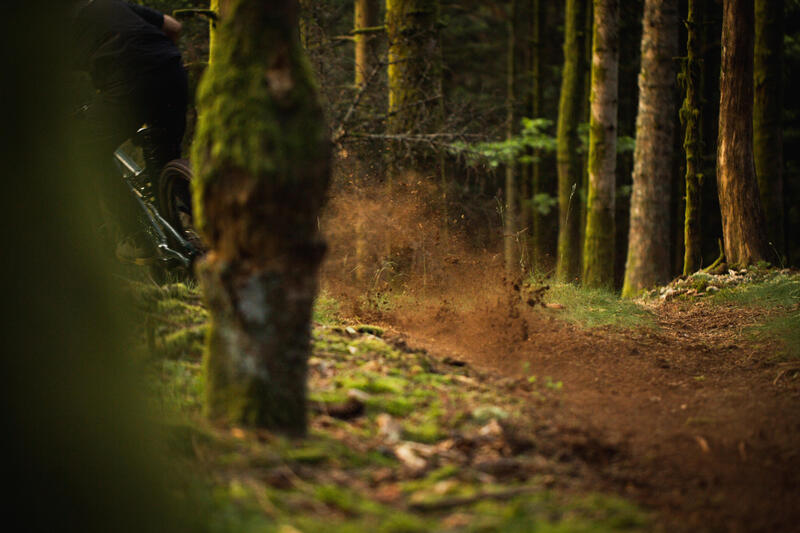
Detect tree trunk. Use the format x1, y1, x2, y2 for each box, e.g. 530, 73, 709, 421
556, 0, 589, 282
386, 0, 441, 136
717, 0, 769, 267
754, 0, 785, 260
621, 0, 679, 296
504, 0, 521, 274
579, 0, 593, 262
354, 0, 380, 87
531, 0, 546, 269
682, 0, 704, 275
191, 0, 331, 434
209, 0, 219, 61
582, 0, 619, 289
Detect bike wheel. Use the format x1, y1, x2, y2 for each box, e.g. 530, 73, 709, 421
158, 159, 205, 252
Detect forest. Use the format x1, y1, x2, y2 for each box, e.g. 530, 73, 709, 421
5, 0, 800, 532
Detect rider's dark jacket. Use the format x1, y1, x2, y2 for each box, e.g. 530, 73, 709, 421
72, 0, 181, 91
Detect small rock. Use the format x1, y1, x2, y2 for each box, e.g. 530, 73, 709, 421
345, 326, 358, 337
660, 288, 677, 300
377, 413, 403, 443
479, 419, 504, 437
347, 388, 372, 403
433, 480, 459, 495
545, 302, 565, 310
395, 443, 426, 471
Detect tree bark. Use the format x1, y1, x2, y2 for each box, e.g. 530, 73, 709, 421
209, 0, 219, 61
531, 0, 547, 269
354, 0, 380, 87
556, 0, 589, 282
504, 0, 519, 274
191, 0, 331, 434
622, 0, 679, 296
681, 0, 704, 275
717, 0, 769, 267
754, 0, 785, 260
582, 0, 619, 289
386, 0, 441, 136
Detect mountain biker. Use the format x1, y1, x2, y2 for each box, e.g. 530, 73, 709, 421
71, 0, 188, 262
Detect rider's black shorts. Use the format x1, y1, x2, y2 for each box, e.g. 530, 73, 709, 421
80, 56, 188, 171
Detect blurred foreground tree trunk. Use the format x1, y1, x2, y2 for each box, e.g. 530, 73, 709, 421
622, 0, 679, 296
717, 0, 769, 267
192, 0, 331, 434
582, 0, 619, 289
556, 0, 589, 282
681, 0, 705, 275
354, 0, 380, 88
5, 2, 193, 530
754, 0, 785, 261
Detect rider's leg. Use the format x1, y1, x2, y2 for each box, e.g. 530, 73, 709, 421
78, 88, 143, 240
136, 57, 189, 173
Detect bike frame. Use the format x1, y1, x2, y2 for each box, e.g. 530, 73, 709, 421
113, 144, 200, 269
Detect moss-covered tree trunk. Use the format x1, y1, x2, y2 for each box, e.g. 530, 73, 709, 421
682, 0, 704, 275
717, 0, 769, 267
582, 0, 618, 289
556, 0, 589, 282
354, 0, 380, 88
754, 0, 785, 260
621, 0, 679, 296
579, 1, 593, 260
386, 0, 441, 137
191, 0, 331, 434
530, 0, 547, 269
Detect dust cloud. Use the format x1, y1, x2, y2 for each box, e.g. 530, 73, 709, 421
318, 156, 550, 363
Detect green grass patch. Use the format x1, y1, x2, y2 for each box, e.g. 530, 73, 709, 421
158, 325, 208, 360
313, 291, 342, 325
709, 273, 800, 360
749, 309, 800, 361
542, 283, 654, 330
709, 274, 800, 308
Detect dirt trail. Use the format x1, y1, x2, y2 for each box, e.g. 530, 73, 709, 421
382, 295, 800, 532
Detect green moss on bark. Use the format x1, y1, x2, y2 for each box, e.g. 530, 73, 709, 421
556, 0, 589, 282
582, 0, 618, 289
681, 0, 704, 275
386, 0, 441, 136
191, 0, 330, 435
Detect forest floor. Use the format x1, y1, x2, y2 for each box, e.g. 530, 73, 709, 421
142, 267, 800, 532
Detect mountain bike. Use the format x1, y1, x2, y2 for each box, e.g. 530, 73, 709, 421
112, 124, 204, 279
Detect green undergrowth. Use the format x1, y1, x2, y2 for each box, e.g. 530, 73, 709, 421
708, 271, 800, 361
139, 282, 648, 532
540, 283, 655, 330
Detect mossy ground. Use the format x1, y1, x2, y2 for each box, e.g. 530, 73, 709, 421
706, 270, 800, 361
137, 281, 648, 532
